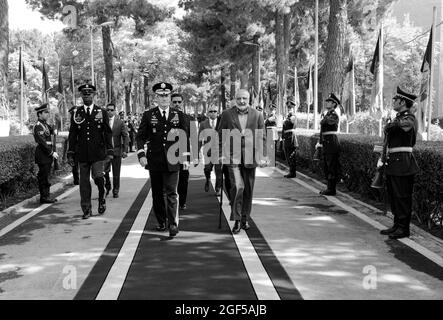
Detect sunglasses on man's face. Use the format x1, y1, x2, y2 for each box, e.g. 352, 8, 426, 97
208, 110, 218, 113
107, 109, 115, 112
172, 101, 182, 104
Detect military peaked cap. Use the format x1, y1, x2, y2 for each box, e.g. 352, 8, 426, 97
326, 93, 341, 106
78, 84, 97, 92
393, 86, 417, 103
35, 103, 49, 113
153, 82, 173, 95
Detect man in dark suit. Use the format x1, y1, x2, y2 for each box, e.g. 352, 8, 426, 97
67, 84, 114, 219
171, 93, 191, 210
282, 112, 298, 178
218, 89, 268, 234
315, 93, 341, 196
199, 105, 222, 195
104, 103, 130, 198
379, 87, 419, 239
136, 82, 190, 237
33, 103, 59, 204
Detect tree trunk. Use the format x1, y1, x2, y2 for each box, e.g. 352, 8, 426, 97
220, 66, 226, 111
283, 11, 291, 115
251, 35, 260, 100
144, 75, 150, 110
275, 10, 285, 116
319, 0, 348, 105
239, 68, 249, 89
0, 0, 9, 116
230, 64, 236, 101
102, 26, 115, 104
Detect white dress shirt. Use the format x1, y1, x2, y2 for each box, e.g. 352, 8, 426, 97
109, 115, 115, 130
159, 106, 170, 120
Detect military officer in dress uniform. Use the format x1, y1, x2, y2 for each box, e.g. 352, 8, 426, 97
67, 84, 114, 219
136, 82, 190, 237
379, 87, 419, 239
315, 93, 341, 196
282, 112, 298, 178
68, 105, 80, 185
33, 103, 59, 204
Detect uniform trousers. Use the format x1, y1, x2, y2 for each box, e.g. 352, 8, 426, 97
150, 170, 180, 227
178, 166, 190, 207
79, 161, 105, 213
104, 156, 122, 194
228, 165, 256, 222
37, 163, 52, 200
386, 175, 415, 231
283, 139, 296, 175
323, 153, 340, 181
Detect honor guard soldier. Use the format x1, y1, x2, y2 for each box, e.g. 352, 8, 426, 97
316, 93, 341, 196
33, 103, 58, 204
282, 112, 298, 178
68, 105, 80, 185
136, 82, 190, 237
67, 84, 114, 219
379, 87, 419, 239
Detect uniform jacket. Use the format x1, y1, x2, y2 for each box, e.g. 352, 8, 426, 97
384, 110, 419, 176
34, 120, 55, 165
320, 109, 340, 154
109, 116, 130, 157
136, 107, 190, 172
218, 106, 266, 168
282, 118, 298, 148
68, 104, 114, 163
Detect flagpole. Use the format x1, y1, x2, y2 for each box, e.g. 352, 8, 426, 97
314, 0, 319, 131
71, 65, 76, 106
58, 59, 63, 131
427, 7, 436, 140
378, 22, 384, 138
20, 46, 24, 136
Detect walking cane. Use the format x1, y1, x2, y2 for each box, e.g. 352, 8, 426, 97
219, 163, 223, 230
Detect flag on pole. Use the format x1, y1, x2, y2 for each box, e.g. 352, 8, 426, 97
19, 47, 27, 85
417, 27, 432, 134
57, 64, 63, 94
42, 58, 51, 102
370, 28, 384, 117
342, 50, 356, 118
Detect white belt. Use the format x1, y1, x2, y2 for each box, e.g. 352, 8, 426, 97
46, 142, 53, 145
388, 147, 413, 153
322, 131, 337, 136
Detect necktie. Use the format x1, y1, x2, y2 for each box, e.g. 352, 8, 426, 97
87, 107, 91, 117
163, 111, 167, 121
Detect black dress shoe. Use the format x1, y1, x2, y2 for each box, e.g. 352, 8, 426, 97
169, 225, 179, 237
40, 198, 57, 204
105, 187, 111, 197
284, 174, 296, 178
73, 180, 79, 186
380, 226, 397, 235
98, 199, 106, 215
204, 180, 210, 192
82, 210, 91, 220
156, 224, 167, 232
232, 221, 241, 234
241, 221, 250, 230
389, 229, 410, 240
179, 204, 187, 210
113, 193, 119, 198
319, 189, 336, 196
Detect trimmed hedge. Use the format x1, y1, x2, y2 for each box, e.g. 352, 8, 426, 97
0, 135, 68, 198
294, 130, 443, 224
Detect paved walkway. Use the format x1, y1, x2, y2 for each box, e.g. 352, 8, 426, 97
0, 154, 442, 300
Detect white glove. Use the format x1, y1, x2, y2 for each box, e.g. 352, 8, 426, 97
183, 161, 190, 171
377, 158, 384, 168
315, 142, 323, 149
52, 152, 59, 160
139, 156, 148, 168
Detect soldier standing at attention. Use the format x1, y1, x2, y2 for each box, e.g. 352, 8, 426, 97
379, 87, 419, 240
33, 103, 59, 204
67, 84, 114, 219
315, 93, 341, 196
136, 82, 190, 237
